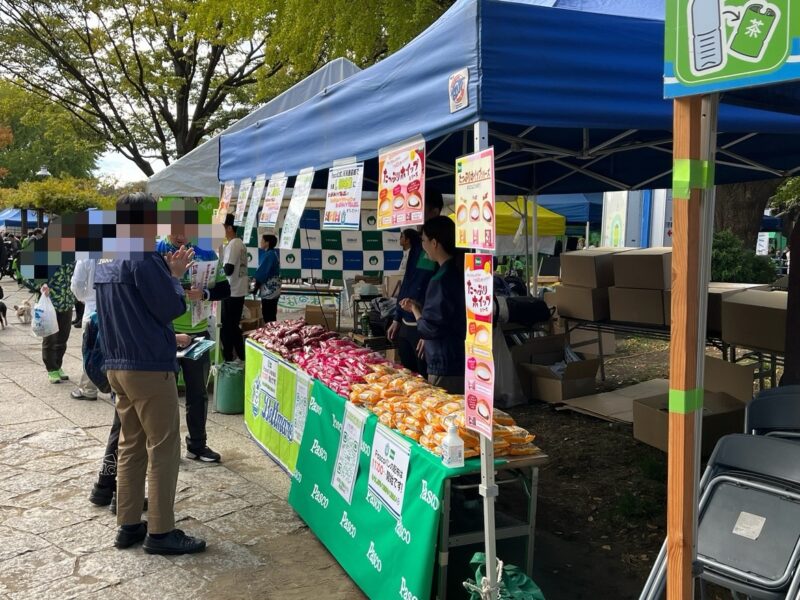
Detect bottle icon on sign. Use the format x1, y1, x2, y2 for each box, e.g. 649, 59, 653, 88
689, 0, 726, 74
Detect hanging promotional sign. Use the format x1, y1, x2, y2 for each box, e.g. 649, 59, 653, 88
377, 137, 426, 230
279, 167, 315, 250
324, 160, 364, 230
260, 172, 289, 229
665, 0, 798, 98
368, 424, 411, 519
464, 254, 494, 439
217, 180, 235, 224
234, 177, 253, 226
331, 403, 368, 504
243, 174, 267, 246
455, 148, 496, 251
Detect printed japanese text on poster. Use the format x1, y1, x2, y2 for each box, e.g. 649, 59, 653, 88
260, 351, 279, 399
217, 180, 235, 224
464, 254, 494, 438
260, 173, 289, 228
455, 148, 495, 251
280, 167, 315, 250
189, 260, 218, 327
378, 137, 425, 230
324, 162, 364, 230
293, 370, 311, 444
234, 178, 253, 226
332, 404, 368, 504
368, 424, 411, 519
243, 174, 267, 246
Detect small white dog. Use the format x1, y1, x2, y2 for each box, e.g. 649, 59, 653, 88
13, 301, 31, 324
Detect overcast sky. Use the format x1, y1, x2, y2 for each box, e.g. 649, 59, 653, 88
94, 151, 165, 184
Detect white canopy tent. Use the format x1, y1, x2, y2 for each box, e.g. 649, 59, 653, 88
147, 58, 361, 198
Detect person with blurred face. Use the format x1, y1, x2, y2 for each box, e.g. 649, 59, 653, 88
255, 234, 281, 323
221, 213, 247, 362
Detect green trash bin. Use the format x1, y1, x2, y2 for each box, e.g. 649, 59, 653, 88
216, 362, 244, 414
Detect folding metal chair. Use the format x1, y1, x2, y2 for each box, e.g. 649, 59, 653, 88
640, 434, 800, 600
745, 385, 800, 440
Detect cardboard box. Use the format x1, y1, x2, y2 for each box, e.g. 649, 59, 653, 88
555, 285, 610, 321
663, 290, 671, 327
633, 357, 755, 457
240, 318, 262, 333
384, 275, 403, 298
707, 283, 770, 336
612, 247, 672, 290
243, 299, 262, 321
560, 248, 628, 288
721, 290, 787, 353
609, 287, 665, 326
304, 304, 338, 329
510, 335, 600, 403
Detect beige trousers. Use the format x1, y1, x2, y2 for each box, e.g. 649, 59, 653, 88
108, 370, 180, 534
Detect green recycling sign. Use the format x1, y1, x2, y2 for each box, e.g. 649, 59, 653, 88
665, 0, 800, 97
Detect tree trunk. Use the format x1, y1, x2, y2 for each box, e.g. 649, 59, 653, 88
36, 209, 44, 229
20, 208, 28, 236
714, 179, 782, 249
782, 218, 800, 385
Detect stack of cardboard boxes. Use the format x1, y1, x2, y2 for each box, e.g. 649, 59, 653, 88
609, 248, 672, 326
555, 249, 627, 321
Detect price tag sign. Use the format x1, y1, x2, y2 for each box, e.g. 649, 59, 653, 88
324, 161, 364, 230
368, 424, 411, 519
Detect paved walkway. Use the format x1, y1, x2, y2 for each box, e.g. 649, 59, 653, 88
0, 284, 363, 600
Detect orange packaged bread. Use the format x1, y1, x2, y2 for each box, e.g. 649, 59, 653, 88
508, 443, 540, 456
437, 401, 463, 416
505, 426, 535, 445
493, 409, 516, 427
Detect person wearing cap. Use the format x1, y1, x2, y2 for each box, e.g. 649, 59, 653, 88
221, 213, 248, 362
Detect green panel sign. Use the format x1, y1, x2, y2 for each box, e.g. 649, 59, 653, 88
244, 341, 302, 473
289, 381, 449, 600
665, 0, 800, 97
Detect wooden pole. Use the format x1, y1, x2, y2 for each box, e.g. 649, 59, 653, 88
667, 94, 718, 599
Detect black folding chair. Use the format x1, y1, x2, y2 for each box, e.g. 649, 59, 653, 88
745, 385, 800, 440
640, 434, 800, 599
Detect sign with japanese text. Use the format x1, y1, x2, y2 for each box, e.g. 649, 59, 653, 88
243, 174, 267, 247
324, 162, 364, 230
259, 351, 279, 399
260, 173, 289, 229
377, 137, 425, 230
368, 424, 411, 519
665, 0, 799, 97
217, 180, 235, 224
455, 148, 495, 251
234, 177, 253, 226
331, 403, 368, 504
279, 167, 315, 250
465, 344, 494, 439
189, 260, 218, 327
292, 370, 311, 444
464, 254, 494, 439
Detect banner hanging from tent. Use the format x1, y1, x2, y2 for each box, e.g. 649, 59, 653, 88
377, 136, 426, 230
279, 167, 315, 250
324, 161, 364, 230
455, 148, 496, 251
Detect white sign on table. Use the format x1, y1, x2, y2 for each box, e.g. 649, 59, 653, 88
368, 424, 411, 520
259, 351, 279, 399
331, 403, 368, 504
292, 370, 311, 444
279, 167, 315, 250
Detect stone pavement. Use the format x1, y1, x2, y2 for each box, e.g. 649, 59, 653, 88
0, 284, 364, 600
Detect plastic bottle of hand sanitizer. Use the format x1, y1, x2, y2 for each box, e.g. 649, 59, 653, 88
441, 420, 464, 468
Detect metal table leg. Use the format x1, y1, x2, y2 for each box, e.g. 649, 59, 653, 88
596, 323, 606, 381
437, 478, 452, 600
526, 466, 540, 576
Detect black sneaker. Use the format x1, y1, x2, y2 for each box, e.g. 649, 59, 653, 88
186, 446, 221, 463
115, 521, 147, 549
143, 529, 206, 555
110, 492, 149, 515
89, 483, 114, 507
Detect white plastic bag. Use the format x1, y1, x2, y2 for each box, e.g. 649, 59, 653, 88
31, 294, 58, 338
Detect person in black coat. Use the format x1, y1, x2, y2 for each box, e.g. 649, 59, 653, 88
399, 216, 466, 394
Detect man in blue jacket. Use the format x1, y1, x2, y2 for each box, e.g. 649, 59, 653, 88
386, 190, 443, 377
95, 192, 205, 555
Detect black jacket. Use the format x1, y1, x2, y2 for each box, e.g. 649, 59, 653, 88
416, 259, 466, 376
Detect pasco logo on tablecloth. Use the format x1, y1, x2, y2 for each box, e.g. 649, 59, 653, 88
340, 511, 357, 538
366, 541, 382, 572
420, 479, 440, 510
309, 397, 322, 415
361, 440, 371, 457
366, 490, 383, 513
332, 414, 342, 432
311, 483, 329, 509
311, 439, 328, 461
292, 469, 302, 484
394, 519, 411, 545
399, 577, 420, 600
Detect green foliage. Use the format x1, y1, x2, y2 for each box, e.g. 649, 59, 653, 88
0, 82, 103, 187
0, 177, 113, 214
771, 177, 800, 218
711, 230, 777, 284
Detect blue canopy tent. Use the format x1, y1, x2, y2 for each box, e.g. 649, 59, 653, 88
0, 209, 48, 232
219, 0, 800, 196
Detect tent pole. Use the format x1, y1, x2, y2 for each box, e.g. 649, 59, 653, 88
666, 94, 717, 600
523, 199, 531, 294
585, 221, 590, 247
474, 120, 499, 600
531, 196, 538, 297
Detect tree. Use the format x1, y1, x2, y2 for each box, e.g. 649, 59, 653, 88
0, 177, 113, 214
0, 0, 452, 177
714, 179, 783, 251
0, 82, 104, 187
710, 230, 776, 284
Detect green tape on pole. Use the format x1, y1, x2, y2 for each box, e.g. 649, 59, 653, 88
668, 388, 703, 414
672, 159, 713, 199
